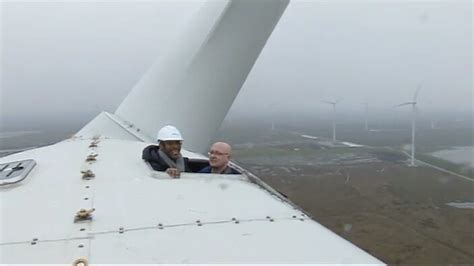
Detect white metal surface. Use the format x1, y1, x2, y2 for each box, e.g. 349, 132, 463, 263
0, 141, 91, 244
1, 240, 90, 264
1, 1, 385, 263
115, 0, 289, 153
0, 138, 384, 264
88, 220, 371, 264
77, 112, 153, 142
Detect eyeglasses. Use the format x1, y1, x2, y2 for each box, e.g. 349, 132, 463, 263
208, 150, 229, 156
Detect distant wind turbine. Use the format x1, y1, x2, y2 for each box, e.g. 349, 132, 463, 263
322, 99, 341, 142
394, 85, 422, 166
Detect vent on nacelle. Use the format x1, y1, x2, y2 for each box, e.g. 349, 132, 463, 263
0, 159, 36, 186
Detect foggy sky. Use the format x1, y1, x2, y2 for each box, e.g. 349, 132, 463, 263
1, 1, 472, 124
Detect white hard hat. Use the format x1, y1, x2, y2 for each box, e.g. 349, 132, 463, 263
156, 125, 184, 142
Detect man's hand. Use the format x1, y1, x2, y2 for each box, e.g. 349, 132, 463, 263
166, 168, 181, 178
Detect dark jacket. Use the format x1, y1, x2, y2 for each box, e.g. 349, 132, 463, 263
142, 145, 191, 172
198, 165, 240, 174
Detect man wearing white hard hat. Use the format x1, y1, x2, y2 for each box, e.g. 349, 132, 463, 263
142, 125, 190, 178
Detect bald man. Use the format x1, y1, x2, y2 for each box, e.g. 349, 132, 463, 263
199, 142, 240, 174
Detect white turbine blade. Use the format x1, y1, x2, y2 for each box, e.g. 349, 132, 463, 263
322, 100, 336, 105
413, 84, 422, 102
114, 0, 289, 153
394, 102, 414, 107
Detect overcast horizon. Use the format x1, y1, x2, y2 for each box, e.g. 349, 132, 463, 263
1, 1, 472, 128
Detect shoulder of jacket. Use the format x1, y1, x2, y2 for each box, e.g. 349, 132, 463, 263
144, 144, 158, 151
199, 166, 211, 173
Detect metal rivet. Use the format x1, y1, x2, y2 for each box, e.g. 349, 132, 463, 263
231, 217, 236, 221
74, 208, 95, 223
81, 170, 95, 179
85, 154, 98, 162
235, 220, 240, 224
72, 257, 88, 266
292, 215, 297, 218
85, 186, 90, 189
32, 238, 38, 241
269, 219, 274, 222
79, 228, 86, 231
78, 244, 84, 248
84, 197, 89, 200
266, 216, 270, 219
300, 218, 305, 221
31, 242, 37, 245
